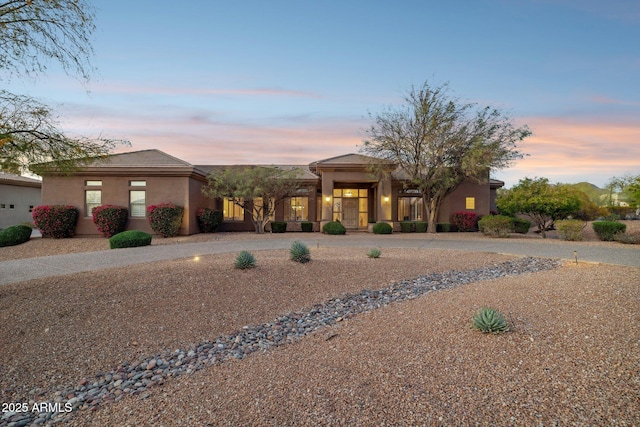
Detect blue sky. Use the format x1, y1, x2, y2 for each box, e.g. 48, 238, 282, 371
9, 0, 640, 187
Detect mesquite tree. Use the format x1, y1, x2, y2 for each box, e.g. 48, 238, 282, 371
361, 81, 531, 233
202, 166, 302, 233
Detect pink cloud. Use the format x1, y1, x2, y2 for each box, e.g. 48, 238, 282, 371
495, 115, 640, 187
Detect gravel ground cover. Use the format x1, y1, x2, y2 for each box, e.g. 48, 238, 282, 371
1, 233, 639, 426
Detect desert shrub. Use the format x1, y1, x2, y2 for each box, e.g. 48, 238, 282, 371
323, 221, 346, 235
92, 205, 128, 238
147, 203, 184, 237
372, 222, 392, 234
32, 205, 78, 238
614, 231, 640, 245
592, 221, 626, 241
472, 307, 510, 333
478, 215, 514, 238
511, 217, 531, 234
270, 221, 287, 233
0, 224, 32, 247
451, 211, 477, 232
414, 221, 428, 233
399, 222, 414, 232
436, 223, 451, 232
301, 222, 314, 232
196, 208, 223, 233
109, 230, 152, 249
235, 250, 257, 269
290, 240, 311, 263
367, 248, 381, 258
555, 219, 586, 241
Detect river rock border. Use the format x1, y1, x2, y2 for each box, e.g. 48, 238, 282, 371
2, 256, 560, 426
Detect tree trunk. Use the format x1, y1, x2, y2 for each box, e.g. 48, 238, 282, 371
425, 197, 439, 233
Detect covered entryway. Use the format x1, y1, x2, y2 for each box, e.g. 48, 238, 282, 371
309, 153, 397, 230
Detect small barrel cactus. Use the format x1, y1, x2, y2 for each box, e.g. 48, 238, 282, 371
290, 240, 311, 263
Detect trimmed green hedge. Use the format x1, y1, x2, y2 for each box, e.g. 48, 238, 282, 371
109, 230, 152, 249
323, 221, 346, 235
592, 221, 626, 241
399, 221, 414, 232
511, 217, 531, 234
478, 215, 513, 238
0, 224, 32, 247
301, 222, 313, 232
270, 221, 287, 233
372, 222, 392, 234
436, 223, 451, 232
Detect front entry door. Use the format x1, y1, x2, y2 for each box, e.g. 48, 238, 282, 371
342, 198, 359, 229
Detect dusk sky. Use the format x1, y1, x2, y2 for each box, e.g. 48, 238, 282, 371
9, 0, 640, 188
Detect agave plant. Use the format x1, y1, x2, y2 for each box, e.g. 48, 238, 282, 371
290, 240, 311, 263
235, 250, 256, 269
367, 248, 381, 258
472, 307, 510, 333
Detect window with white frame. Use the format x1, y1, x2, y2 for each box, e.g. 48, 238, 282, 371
85, 190, 102, 217
130, 190, 146, 217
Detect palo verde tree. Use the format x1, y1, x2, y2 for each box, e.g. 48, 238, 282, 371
361, 81, 530, 233
202, 166, 302, 234
0, 0, 126, 174
497, 177, 583, 237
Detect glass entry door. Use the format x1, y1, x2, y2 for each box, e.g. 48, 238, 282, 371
342, 198, 359, 228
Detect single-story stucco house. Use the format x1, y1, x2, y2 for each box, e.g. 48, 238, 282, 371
0, 172, 42, 229
38, 149, 503, 235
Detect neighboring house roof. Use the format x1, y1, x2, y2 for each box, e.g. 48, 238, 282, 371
0, 172, 42, 188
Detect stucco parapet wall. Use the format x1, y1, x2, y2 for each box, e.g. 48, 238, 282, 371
54, 166, 208, 179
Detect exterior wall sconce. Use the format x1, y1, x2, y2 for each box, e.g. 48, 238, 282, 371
325, 196, 331, 203
383, 196, 390, 203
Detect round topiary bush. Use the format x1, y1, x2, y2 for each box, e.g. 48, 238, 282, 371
322, 221, 346, 235
0, 224, 32, 247
372, 222, 392, 234
109, 230, 152, 249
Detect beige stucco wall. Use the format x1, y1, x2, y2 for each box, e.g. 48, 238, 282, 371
41, 174, 207, 236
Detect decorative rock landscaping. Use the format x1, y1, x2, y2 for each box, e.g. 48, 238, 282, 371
1, 257, 560, 426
